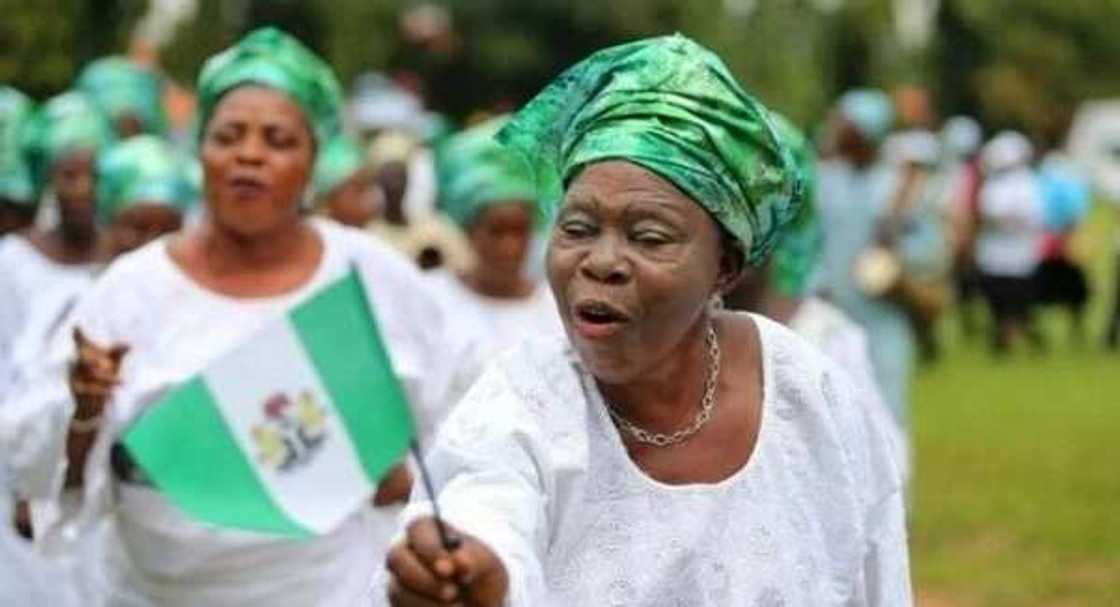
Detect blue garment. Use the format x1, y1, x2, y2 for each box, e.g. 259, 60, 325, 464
1038, 163, 1090, 232
815, 159, 947, 424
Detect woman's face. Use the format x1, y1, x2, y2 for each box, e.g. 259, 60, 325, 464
468, 201, 533, 280
107, 204, 184, 258
200, 85, 314, 238
548, 160, 734, 384
51, 151, 97, 238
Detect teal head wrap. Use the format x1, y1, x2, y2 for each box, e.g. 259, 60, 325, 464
23, 91, 114, 196
437, 115, 539, 227
76, 56, 168, 136
312, 135, 365, 200
196, 27, 344, 147
96, 134, 198, 223
838, 88, 894, 144
0, 86, 35, 205
498, 34, 804, 264
765, 113, 821, 297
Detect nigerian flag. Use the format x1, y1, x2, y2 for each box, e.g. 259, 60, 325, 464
122, 267, 414, 538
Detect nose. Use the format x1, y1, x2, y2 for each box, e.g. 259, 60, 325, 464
580, 234, 631, 285
234, 132, 266, 165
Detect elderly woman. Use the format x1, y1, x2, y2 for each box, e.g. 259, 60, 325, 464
383, 36, 910, 607
0, 91, 113, 397
96, 134, 197, 259
1, 28, 461, 606
426, 115, 562, 357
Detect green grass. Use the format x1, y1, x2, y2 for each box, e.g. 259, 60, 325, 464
911, 203, 1120, 606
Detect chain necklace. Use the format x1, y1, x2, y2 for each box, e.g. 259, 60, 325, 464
606, 323, 721, 448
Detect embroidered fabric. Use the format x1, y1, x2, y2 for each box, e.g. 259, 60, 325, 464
398, 314, 912, 606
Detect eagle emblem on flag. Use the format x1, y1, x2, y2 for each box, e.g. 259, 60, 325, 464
251, 390, 329, 472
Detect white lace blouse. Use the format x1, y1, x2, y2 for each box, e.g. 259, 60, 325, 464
397, 314, 912, 606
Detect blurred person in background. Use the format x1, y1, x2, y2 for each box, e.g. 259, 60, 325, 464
976, 131, 1047, 354
726, 111, 908, 481
366, 130, 473, 271
816, 88, 947, 427
0, 91, 114, 397
1034, 147, 1092, 344
0, 86, 37, 236
936, 116, 985, 338
95, 134, 197, 260
384, 36, 909, 606
76, 56, 168, 140
313, 134, 381, 228
0, 28, 465, 607
425, 114, 561, 359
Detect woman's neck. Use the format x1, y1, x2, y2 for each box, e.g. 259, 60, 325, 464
200, 219, 313, 275
461, 267, 534, 300
599, 317, 714, 433
29, 227, 101, 265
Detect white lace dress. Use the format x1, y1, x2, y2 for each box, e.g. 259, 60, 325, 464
396, 314, 911, 606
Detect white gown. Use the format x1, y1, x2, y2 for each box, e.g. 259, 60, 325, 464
424, 269, 563, 359
393, 314, 912, 606
0, 219, 471, 607
0, 235, 98, 397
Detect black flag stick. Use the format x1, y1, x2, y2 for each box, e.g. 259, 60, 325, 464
409, 439, 461, 551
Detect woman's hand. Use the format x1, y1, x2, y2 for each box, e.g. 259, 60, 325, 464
386, 517, 509, 607
68, 327, 128, 422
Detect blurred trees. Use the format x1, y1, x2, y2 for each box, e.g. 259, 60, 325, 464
2, 0, 1119, 142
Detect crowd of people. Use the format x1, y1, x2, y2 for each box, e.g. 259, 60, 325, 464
0, 22, 1109, 607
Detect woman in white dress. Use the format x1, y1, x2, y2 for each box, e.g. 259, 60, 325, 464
0, 90, 113, 397
1, 28, 462, 607
383, 35, 911, 607
426, 115, 562, 358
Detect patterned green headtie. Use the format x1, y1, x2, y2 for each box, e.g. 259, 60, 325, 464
0, 86, 35, 205
437, 115, 539, 227
197, 27, 344, 146
497, 34, 804, 264
77, 56, 168, 136
765, 112, 821, 297
96, 134, 198, 223
312, 135, 365, 199
22, 91, 115, 198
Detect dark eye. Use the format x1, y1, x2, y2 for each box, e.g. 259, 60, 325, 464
266, 128, 299, 149
631, 229, 672, 246
209, 126, 239, 146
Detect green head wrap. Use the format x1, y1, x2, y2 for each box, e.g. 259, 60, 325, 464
76, 56, 168, 136
312, 135, 365, 200
498, 34, 803, 264
0, 86, 35, 205
96, 134, 198, 223
23, 91, 114, 195
765, 112, 821, 297
437, 115, 539, 228
197, 27, 344, 147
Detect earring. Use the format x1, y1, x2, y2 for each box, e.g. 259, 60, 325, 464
709, 293, 725, 312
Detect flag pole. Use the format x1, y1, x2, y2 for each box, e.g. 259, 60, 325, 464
410, 439, 461, 551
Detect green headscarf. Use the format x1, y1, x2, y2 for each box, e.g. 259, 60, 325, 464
24, 91, 115, 196
765, 112, 821, 297
77, 56, 168, 136
437, 115, 539, 227
196, 27, 343, 146
96, 134, 198, 223
0, 86, 35, 205
497, 34, 803, 264
312, 135, 365, 200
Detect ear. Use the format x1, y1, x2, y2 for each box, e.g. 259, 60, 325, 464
715, 235, 747, 296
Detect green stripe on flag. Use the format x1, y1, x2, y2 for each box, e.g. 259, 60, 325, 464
122, 378, 310, 538
291, 269, 415, 485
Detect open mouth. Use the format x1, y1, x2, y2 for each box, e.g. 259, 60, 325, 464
571, 299, 631, 339
228, 175, 268, 199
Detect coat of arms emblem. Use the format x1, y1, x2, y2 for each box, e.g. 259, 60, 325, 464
251, 390, 329, 472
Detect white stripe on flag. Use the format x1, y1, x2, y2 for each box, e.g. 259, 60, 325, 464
202, 319, 374, 534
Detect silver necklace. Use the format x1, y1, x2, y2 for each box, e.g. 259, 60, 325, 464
606, 323, 721, 448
